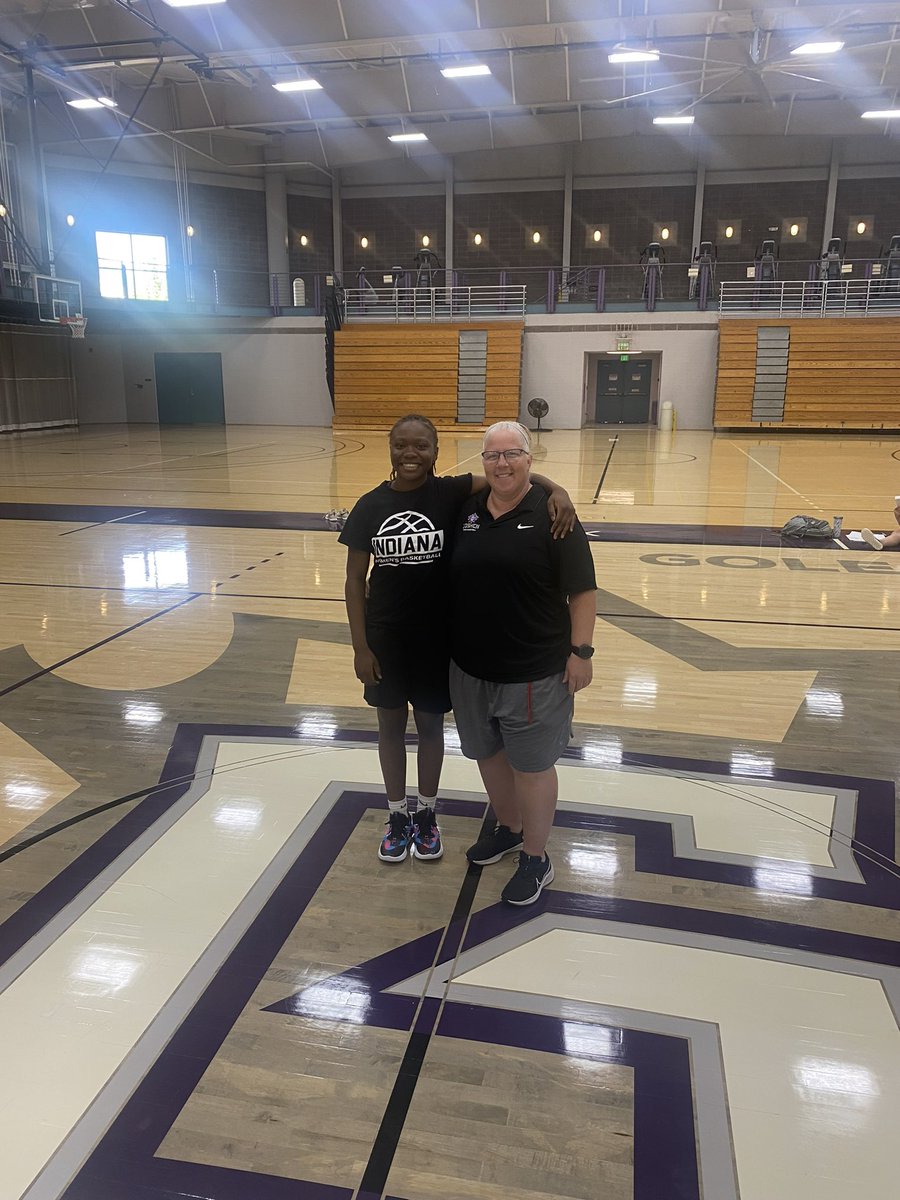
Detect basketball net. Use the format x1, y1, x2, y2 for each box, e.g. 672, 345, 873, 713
59, 315, 87, 339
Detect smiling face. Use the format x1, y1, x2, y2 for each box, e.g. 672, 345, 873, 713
482, 426, 532, 502
388, 419, 438, 489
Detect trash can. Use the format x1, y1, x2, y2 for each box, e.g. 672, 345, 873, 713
659, 400, 674, 431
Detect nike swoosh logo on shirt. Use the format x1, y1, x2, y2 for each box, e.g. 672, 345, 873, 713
517, 523, 534, 529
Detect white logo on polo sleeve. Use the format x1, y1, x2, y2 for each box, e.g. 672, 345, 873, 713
371, 511, 443, 566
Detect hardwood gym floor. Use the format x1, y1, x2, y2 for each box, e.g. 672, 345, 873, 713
0, 424, 898, 1200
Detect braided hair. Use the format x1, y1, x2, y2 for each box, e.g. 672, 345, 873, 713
388, 413, 439, 479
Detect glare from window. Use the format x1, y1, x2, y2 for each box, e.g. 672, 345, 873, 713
96, 231, 169, 302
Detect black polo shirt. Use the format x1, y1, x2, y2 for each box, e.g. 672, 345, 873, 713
450, 484, 597, 683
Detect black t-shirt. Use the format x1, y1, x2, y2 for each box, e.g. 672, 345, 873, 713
450, 484, 597, 683
339, 473, 473, 630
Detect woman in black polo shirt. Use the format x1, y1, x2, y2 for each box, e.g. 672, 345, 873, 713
340, 414, 575, 866
450, 421, 597, 905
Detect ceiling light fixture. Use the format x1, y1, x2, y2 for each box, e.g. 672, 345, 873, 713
0, 203, 8, 218
609, 48, 660, 64
273, 79, 322, 93
441, 64, 491, 78
861, 108, 900, 119
186, 225, 195, 237
790, 40, 844, 56
66, 214, 76, 227
653, 114, 694, 125
161, 0, 228, 8
67, 96, 117, 109
388, 132, 428, 142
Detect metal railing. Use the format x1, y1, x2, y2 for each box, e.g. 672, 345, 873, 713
719, 278, 900, 317
342, 285, 527, 322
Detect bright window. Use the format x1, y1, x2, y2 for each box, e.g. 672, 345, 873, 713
96, 231, 169, 301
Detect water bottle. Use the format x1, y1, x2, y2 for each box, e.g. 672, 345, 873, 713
832, 516, 843, 537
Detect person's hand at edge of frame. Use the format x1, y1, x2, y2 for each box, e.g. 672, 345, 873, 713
548, 487, 577, 539
564, 654, 592, 695
354, 647, 382, 685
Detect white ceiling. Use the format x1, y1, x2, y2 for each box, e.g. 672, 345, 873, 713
0, 1, 898, 182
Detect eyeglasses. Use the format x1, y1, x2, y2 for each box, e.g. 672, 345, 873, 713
481, 448, 528, 463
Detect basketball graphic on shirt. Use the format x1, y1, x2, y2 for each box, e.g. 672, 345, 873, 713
372, 510, 444, 566
378, 510, 435, 536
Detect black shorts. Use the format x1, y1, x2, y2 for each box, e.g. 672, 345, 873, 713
363, 626, 451, 713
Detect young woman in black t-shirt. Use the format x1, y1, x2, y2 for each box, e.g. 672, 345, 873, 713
340, 414, 575, 865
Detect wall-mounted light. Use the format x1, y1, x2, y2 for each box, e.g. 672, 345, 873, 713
653, 221, 678, 245
66, 214, 76, 227
299, 234, 309, 246
473, 232, 484, 246
717, 219, 742, 243
585, 224, 609, 249
532, 231, 542, 244
421, 234, 430, 247
782, 217, 808, 241
360, 236, 369, 249
848, 215, 874, 241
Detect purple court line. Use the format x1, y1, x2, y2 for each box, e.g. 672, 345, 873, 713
61, 789, 700, 1200
2, 724, 897, 973
0, 500, 857, 547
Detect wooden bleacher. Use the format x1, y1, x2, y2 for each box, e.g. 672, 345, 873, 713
714, 317, 900, 429
333, 322, 523, 429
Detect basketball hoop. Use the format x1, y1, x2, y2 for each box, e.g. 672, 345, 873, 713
59, 315, 87, 339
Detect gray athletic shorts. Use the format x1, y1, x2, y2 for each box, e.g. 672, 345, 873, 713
449, 660, 573, 773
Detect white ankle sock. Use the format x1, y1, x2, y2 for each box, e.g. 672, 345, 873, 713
416, 792, 437, 811
387, 798, 408, 814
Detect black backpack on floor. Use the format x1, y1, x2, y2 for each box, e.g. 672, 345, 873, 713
781, 515, 833, 539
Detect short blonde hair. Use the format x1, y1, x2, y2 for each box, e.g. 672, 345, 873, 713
482, 421, 531, 452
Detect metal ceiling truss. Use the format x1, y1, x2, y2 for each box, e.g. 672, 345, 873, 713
0, 1, 897, 170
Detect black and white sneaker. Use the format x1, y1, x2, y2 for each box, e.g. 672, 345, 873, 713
465, 823, 524, 866
501, 852, 554, 905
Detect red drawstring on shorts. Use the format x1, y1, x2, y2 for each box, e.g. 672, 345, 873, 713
527, 681, 533, 724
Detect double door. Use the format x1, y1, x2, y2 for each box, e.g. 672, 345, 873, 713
595, 359, 652, 424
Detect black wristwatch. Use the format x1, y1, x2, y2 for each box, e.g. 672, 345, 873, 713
570, 644, 594, 659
